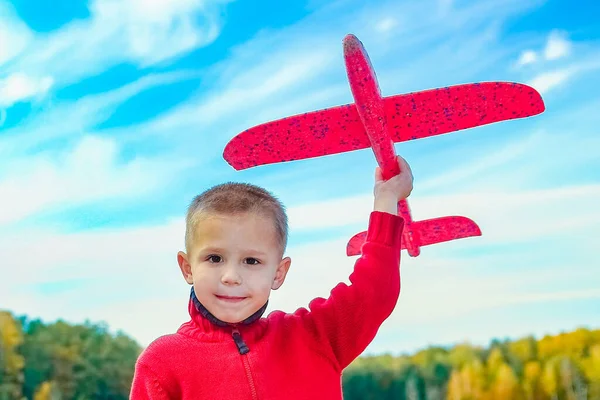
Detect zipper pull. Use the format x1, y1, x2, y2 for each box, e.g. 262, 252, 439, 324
232, 328, 250, 355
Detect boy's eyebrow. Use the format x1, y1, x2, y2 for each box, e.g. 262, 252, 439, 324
197, 246, 227, 254
197, 247, 268, 257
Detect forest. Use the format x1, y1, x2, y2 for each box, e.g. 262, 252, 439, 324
1, 310, 599, 399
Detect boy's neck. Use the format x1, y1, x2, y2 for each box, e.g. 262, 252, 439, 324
190, 287, 268, 328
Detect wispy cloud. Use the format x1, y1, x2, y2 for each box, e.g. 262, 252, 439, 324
0, 69, 200, 157
0, 135, 192, 226
0, 2, 33, 66
287, 183, 600, 246
514, 29, 600, 94
529, 68, 575, 93
515, 29, 571, 68
544, 30, 571, 60
528, 56, 600, 94
517, 50, 538, 66
2, 0, 229, 88
0, 73, 54, 108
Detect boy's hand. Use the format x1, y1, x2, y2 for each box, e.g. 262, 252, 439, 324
373, 155, 413, 215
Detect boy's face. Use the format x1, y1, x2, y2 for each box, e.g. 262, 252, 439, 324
177, 211, 291, 324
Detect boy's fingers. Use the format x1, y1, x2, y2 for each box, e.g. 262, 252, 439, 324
396, 155, 412, 175
374, 166, 383, 181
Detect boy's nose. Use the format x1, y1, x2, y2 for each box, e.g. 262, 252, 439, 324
221, 265, 242, 285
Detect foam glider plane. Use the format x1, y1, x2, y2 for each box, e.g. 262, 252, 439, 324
223, 34, 545, 257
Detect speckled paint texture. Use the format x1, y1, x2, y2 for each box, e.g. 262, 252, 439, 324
222, 34, 545, 257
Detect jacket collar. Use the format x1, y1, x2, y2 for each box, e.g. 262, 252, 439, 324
178, 287, 270, 343
189, 286, 268, 327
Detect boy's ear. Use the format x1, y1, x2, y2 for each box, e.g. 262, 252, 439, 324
272, 256, 291, 290
177, 251, 194, 285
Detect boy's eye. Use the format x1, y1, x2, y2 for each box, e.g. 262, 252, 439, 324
245, 258, 260, 265
207, 255, 222, 263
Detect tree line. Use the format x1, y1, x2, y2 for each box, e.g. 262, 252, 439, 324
1, 310, 599, 399
343, 327, 600, 399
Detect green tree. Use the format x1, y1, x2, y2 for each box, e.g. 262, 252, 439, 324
19, 316, 141, 400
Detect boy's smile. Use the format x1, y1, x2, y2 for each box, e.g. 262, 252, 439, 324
215, 295, 247, 302
178, 211, 291, 324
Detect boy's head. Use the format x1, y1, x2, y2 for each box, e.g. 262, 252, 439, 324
177, 182, 292, 324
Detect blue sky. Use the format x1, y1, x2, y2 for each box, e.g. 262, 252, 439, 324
1, 0, 599, 355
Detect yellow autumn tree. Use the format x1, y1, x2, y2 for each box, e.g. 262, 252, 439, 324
486, 347, 505, 384
538, 328, 593, 362
582, 344, 600, 399
0, 311, 25, 400
509, 336, 537, 365
447, 370, 463, 400
541, 357, 560, 400
448, 343, 482, 369
522, 361, 544, 400
33, 381, 61, 400
446, 359, 489, 400
490, 363, 522, 400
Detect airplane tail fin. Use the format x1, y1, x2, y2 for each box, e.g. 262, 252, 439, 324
346, 216, 482, 257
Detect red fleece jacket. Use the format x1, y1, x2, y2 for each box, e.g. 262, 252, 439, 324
130, 211, 404, 399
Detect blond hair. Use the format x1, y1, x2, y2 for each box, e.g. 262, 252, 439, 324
185, 182, 288, 254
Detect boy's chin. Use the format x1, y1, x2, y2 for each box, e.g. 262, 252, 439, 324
211, 305, 264, 325
214, 312, 249, 324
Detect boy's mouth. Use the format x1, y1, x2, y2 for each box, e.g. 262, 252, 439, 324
215, 295, 247, 303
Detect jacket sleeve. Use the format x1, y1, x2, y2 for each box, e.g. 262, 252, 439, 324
295, 211, 403, 371
130, 360, 171, 400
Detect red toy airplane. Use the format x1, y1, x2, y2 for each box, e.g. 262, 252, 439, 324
223, 34, 545, 257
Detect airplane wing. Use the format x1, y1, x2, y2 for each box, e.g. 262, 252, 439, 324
223, 82, 545, 170
346, 216, 482, 256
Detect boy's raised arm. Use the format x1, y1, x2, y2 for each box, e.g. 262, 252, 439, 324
296, 211, 403, 370
295, 156, 412, 371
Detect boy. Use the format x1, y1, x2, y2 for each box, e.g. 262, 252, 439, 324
130, 156, 413, 399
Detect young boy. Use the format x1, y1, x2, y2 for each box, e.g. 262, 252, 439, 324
130, 156, 413, 399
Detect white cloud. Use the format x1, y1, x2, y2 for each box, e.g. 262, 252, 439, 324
5, 0, 229, 90
285, 170, 600, 246
92, 0, 223, 67
526, 53, 600, 94
514, 30, 570, 68
517, 50, 538, 66
0, 73, 54, 107
375, 17, 397, 33
0, 218, 189, 346
528, 68, 574, 94
516, 30, 600, 95
0, 2, 33, 66
0, 69, 200, 157
544, 30, 571, 60
527, 56, 600, 93
0, 135, 191, 226
133, 46, 337, 139
417, 132, 543, 192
